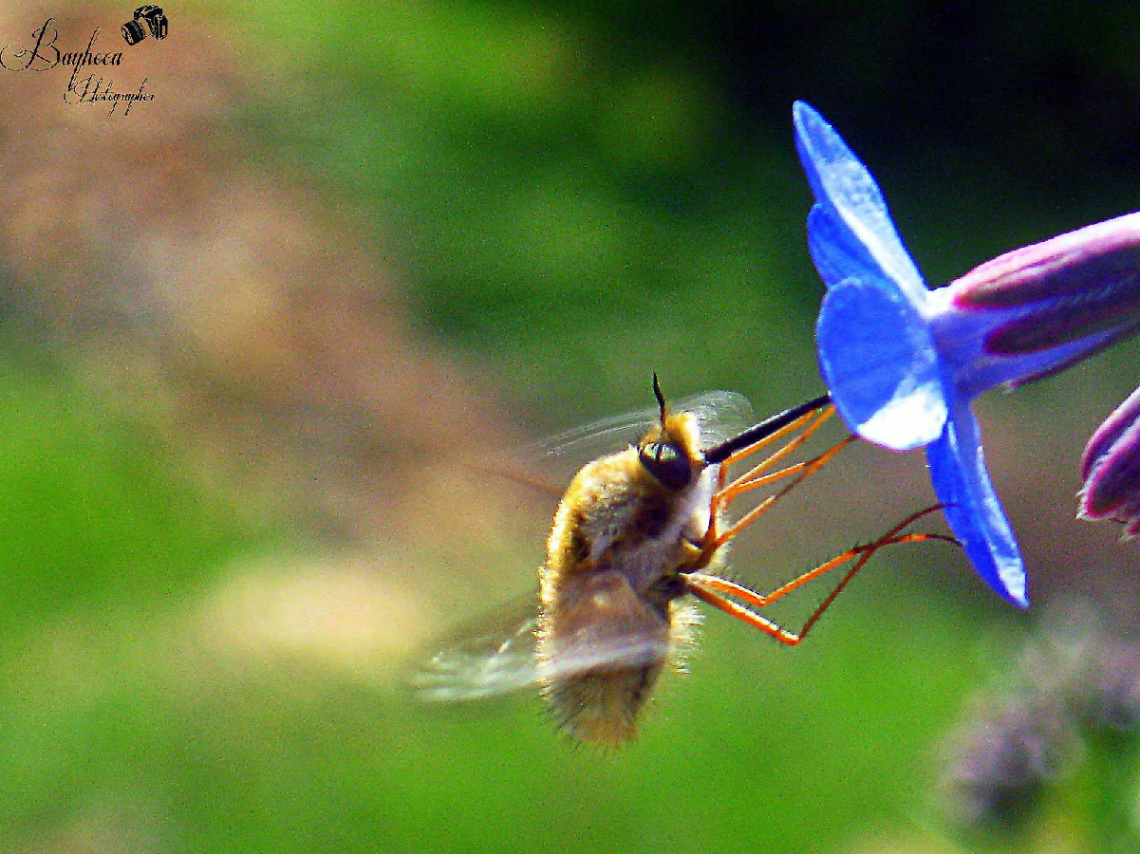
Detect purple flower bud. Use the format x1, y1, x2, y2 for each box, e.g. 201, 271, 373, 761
951, 214, 1140, 361
1081, 386, 1140, 536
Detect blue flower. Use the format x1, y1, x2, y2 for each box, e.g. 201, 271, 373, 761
794, 101, 1140, 608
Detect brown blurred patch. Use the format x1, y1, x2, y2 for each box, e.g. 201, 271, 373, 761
0, 4, 531, 575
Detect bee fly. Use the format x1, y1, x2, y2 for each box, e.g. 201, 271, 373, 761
415, 377, 953, 746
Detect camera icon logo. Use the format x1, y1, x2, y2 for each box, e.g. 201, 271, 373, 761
121, 6, 168, 46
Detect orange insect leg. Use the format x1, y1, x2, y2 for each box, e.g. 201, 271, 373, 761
686, 505, 958, 646
714, 405, 836, 496
708, 433, 858, 551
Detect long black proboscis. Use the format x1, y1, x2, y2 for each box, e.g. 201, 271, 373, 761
702, 393, 832, 466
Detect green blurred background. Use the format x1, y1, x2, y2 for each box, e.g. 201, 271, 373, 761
1, 2, 1139, 851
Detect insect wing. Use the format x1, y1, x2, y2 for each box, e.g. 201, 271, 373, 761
537, 611, 678, 677
675, 390, 756, 450
412, 596, 679, 702
412, 596, 543, 701
513, 391, 754, 481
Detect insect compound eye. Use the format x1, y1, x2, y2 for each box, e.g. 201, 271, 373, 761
638, 441, 693, 491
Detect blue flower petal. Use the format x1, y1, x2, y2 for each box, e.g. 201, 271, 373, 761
817, 276, 948, 449
793, 101, 928, 302
926, 399, 1028, 607
806, 204, 904, 290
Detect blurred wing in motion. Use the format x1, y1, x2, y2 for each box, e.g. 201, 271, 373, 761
675, 390, 757, 450
411, 593, 681, 702
512, 390, 754, 482
412, 596, 543, 701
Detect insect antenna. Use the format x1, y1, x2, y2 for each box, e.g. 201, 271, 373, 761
652, 372, 668, 422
